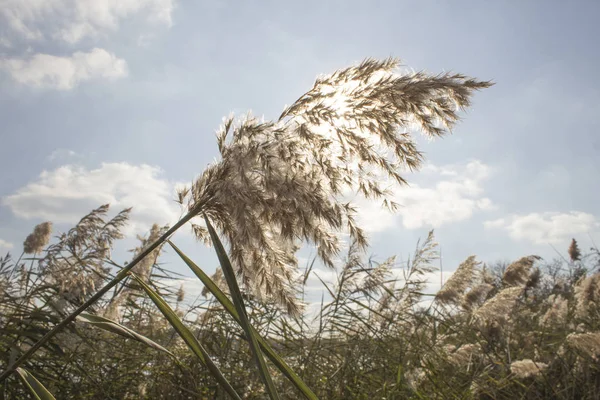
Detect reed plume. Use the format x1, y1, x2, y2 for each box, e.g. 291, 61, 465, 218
510, 359, 547, 379
179, 58, 492, 314
23, 222, 52, 254
503, 255, 540, 286
567, 332, 600, 359
574, 273, 600, 319
569, 238, 582, 262
541, 294, 569, 326
436, 255, 478, 305
474, 286, 523, 324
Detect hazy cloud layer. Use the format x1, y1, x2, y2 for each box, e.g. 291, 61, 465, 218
0, 239, 14, 250
353, 160, 494, 233
485, 212, 599, 245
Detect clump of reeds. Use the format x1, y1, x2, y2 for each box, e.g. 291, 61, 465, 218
4, 206, 600, 399
38, 206, 130, 309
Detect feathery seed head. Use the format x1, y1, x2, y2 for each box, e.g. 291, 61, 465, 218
446, 343, 481, 369
462, 282, 494, 311
574, 273, 600, 319
474, 286, 523, 324
180, 58, 491, 315
503, 255, 540, 287
510, 359, 547, 379
569, 238, 582, 262
541, 294, 569, 326
23, 221, 53, 254
436, 255, 479, 305
129, 223, 167, 283
567, 332, 600, 359
176, 284, 185, 303
526, 267, 542, 290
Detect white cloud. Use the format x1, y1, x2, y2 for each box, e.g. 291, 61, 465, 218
0, 239, 14, 250
351, 160, 494, 232
2, 162, 181, 235
1, 0, 174, 44
484, 211, 599, 245
1, 48, 127, 90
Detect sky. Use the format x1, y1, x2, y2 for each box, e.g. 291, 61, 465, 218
1, 0, 599, 308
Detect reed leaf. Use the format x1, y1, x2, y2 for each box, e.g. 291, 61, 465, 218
169, 240, 319, 400
204, 215, 281, 400
15, 367, 56, 400
130, 273, 242, 400
76, 312, 177, 360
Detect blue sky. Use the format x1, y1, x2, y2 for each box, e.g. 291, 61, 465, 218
1, 1, 599, 304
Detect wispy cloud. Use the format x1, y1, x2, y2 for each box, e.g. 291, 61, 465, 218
47, 149, 79, 162
351, 160, 494, 232
485, 211, 599, 245
2, 162, 181, 235
1, 48, 127, 90
0, 239, 14, 250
